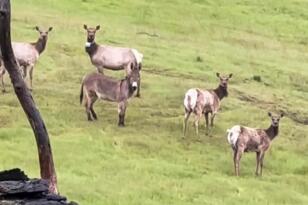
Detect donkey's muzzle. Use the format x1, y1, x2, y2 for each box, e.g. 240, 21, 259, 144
132, 82, 138, 90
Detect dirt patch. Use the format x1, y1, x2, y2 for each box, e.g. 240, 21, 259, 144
235, 90, 308, 125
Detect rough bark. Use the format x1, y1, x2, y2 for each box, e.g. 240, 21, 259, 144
0, 169, 77, 205
0, 0, 58, 194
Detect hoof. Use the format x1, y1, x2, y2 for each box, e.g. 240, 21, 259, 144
2, 89, 6, 93
118, 123, 125, 127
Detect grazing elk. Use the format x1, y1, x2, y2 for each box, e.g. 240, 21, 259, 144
80, 65, 140, 126
183, 73, 232, 136
0, 26, 52, 91
83, 24, 143, 97
227, 112, 284, 176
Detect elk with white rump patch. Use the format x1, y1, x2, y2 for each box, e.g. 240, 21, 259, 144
80, 65, 140, 126
226, 112, 284, 176
183, 73, 232, 136
0, 26, 52, 91
83, 24, 143, 97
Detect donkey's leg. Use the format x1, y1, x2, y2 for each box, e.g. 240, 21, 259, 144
136, 75, 141, 98
84, 91, 94, 121
90, 96, 98, 120
183, 109, 191, 137
117, 101, 127, 127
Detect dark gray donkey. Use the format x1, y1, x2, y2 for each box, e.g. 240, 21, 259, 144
80, 65, 140, 126
83, 24, 143, 97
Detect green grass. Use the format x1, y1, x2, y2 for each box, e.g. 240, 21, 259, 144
1, 0, 308, 204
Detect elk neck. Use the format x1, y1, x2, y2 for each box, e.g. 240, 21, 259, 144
265, 124, 279, 140
85, 41, 98, 57
213, 85, 228, 100
32, 37, 48, 54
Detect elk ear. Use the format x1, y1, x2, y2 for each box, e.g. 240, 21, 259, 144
48, 27, 53, 32
96, 25, 100, 30
229, 73, 233, 78
268, 112, 272, 117
280, 113, 284, 118
216, 72, 220, 78
34, 26, 40, 31
83, 24, 88, 30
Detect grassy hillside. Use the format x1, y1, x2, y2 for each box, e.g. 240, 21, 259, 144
1, 0, 308, 204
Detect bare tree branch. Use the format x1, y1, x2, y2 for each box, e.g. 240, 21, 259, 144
0, 0, 58, 194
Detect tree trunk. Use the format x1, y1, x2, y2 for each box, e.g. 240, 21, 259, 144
0, 0, 58, 194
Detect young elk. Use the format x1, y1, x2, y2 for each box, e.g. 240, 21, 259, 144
80, 65, 140, 126
83, 24, 143, 97
227, 112, 284, 176
0, 26, 52, 91
183, 73, 232, 136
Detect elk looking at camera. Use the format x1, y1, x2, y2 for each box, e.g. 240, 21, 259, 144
0, 26, 52, 91
183, 73, 232, 136
227, 112, 284, 176
83, 24, 143, 97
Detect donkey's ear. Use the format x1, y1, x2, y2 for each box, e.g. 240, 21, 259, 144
48, 27, 53, 32
96, 25, 100, 30
83, 24, 88, 30
280, 113, 284, 118
34, 26, 40, 31
268, 112, 272, 117
229, 73, 233, 78
216, 73, 220, 78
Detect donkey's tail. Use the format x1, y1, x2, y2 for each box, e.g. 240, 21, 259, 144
80, 82, 84, 105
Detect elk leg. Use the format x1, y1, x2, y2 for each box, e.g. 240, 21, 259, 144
118, 101, 127, 127
29, 66, 34, 90
210, 112, 216, 127
194, 113, 202, 136
255, 152, 260, 176
235, 147, 244, 176
233, 149, 237, 176
183, 109, 191, 137
260, 152, 265, 176
0, 69, 5, 93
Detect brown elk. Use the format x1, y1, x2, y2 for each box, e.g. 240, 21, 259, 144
80, 65, 140, 126
83, 24, 143, 97
227, 112, 284, 176
0, 26, 52, 91
183, 73, 232, 136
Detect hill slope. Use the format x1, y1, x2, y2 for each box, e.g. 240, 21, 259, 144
0, 0, 308, 204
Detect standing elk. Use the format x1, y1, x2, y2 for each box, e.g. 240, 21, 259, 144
0, 26, 52, 91
183, 73, 232, 136
227, 112, 284, 176
83, 24, 143, 97
80, 65, 140, 126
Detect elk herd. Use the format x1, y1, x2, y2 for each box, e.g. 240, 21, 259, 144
0, 25, 285, 177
